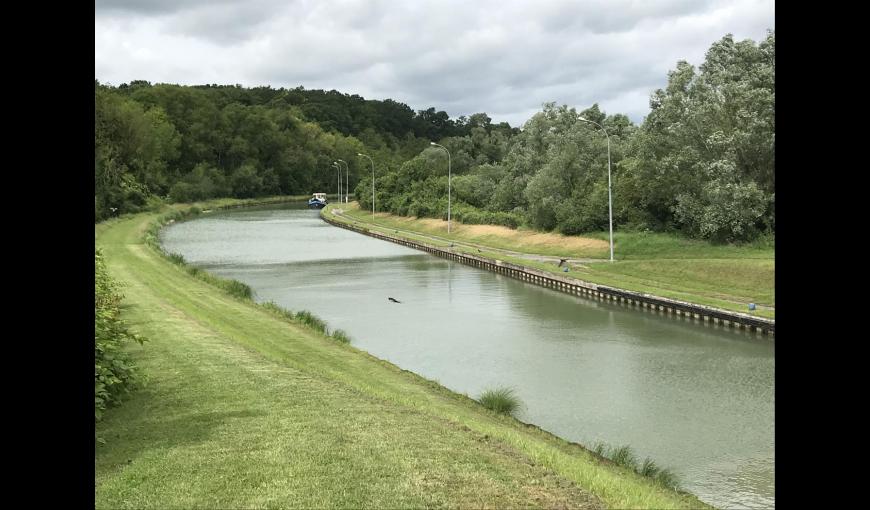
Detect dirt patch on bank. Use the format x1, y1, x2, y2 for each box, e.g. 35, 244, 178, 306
461, 224, 607, 250
354, 211, 608, 255
400, 222, 604, 252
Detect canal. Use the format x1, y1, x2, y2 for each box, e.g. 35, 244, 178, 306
161, 203, 775, 509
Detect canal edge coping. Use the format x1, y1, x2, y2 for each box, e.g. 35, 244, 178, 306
321, 213, 774, 337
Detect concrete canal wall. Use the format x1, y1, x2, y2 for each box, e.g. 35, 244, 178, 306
322, 214, 775, 337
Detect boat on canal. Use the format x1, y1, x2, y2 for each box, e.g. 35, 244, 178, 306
308, 192, 328, 209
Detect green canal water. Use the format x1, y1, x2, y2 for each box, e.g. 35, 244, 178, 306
161, 203, 775, 509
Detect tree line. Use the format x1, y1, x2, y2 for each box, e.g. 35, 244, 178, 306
356, 31, 774, 243
95, 30, 773, 243
94, 79, 514, 221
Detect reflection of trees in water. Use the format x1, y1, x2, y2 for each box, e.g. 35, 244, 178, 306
476, 268, 619, 329
488, 267, 771, 348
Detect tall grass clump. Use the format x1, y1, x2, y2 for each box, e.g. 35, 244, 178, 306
331, 329, 352, 344
95, 248, 145, 424
610, 445, 639, 471
167, 252, 186, 265
261, 302, 349, 343
295, 310, 329, 335
591, 441, 608, 457
653, 467, 680, 490
478, 387, 521, 416
261, 301, 296, 321
640, 458, 661, 477
221, 279, 253, 300
183, 263, 252, 300
595, 442, 682, 490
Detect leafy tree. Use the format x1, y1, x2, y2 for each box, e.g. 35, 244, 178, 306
633, 31, 775, 240
230, 163, 264, 197
95, 84, 180, 220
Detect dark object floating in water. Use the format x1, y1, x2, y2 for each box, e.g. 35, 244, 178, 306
388, 297, 401, 303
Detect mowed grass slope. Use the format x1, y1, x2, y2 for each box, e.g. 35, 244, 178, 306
327, 203, 774, 318
95, 205, 710, 509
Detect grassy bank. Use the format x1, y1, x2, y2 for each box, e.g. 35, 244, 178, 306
325, 202, 774, 319
95, 197, 711, 509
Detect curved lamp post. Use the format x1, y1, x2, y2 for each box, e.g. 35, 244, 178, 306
578, 116, 614, 262
332, 162, 341, 203
429, 142, 452, 234
357, 153, 375, 217
336, 159, 349, 203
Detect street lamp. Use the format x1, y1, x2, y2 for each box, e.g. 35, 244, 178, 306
578, 116, 614, 262
357, 153, 375, 217
430, 142, 452, 234
337, 159, 349, 203
332, 162, 341, 203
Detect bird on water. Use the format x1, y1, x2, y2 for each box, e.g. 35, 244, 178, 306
388, 297, 401, 303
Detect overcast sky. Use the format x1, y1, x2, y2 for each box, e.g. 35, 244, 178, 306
95, 0, 774, 127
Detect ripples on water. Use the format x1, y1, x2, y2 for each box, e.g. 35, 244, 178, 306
161, 204, 775, 509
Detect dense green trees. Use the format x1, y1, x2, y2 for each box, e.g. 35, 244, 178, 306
95, 84, 180, 220
95, 82, 370, 220
362, 102, 633, 234
95, 31, 773, 243
624, 31, 775, 241
360, 31, 774, 243
94, 81, 497, 222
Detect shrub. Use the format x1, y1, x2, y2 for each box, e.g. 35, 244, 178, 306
640, 458, 661, 477
331, 329, 352, 344
595, 442, 681, 490
261, 301, 296, 321
295, 310, 329, 334
485, 211, 520, 229
609, 445, 638, 470
673, 162, 769, 243
478, 387, 521, 416
591, 441, 608, 457
95, 248, 145, 422
654, 468, 680, 490
218, 279, 253, 300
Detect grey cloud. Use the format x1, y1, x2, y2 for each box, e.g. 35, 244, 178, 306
531, 0, 717, 34
94, 0, 774, 126
95, 0, 245, 15
163, 3, 275, 45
